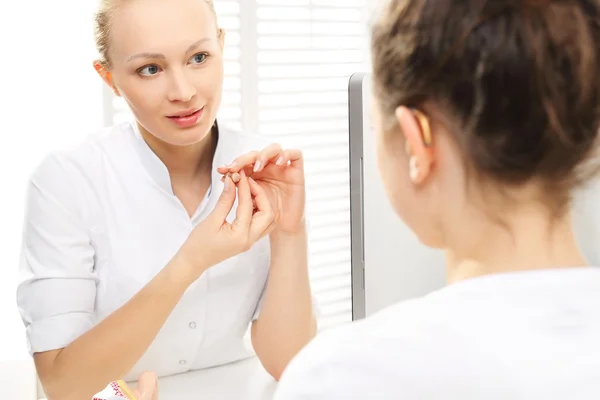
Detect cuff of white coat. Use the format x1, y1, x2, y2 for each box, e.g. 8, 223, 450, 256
25, 312, 94, 355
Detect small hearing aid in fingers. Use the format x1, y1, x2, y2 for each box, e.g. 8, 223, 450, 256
220, 172, 241, 183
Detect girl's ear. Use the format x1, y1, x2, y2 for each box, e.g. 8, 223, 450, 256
395, 106, 434, 184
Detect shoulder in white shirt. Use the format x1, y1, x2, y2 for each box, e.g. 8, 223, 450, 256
16, 121, 275, 380
275, 268, 600, 400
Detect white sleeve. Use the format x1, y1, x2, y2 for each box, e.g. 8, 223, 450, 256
16, 153, 98, 355
272, 330, 342, 399
273, 327, 393, 400
274, 307, 491, 400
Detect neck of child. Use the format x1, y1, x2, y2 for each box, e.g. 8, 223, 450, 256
444, 204, 588, 284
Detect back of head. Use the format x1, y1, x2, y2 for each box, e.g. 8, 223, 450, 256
370, 0, 600, 211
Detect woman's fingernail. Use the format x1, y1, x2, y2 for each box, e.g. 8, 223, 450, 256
253, 160, 262, 172
223, 177, 230, 190
276, 156, 284, 165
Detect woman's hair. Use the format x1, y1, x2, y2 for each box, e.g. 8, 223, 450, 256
94, 0, 219, 67
371, 0, 600, 209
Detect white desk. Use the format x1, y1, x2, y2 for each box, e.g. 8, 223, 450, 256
32, 357, 277, 400
152, 357, 277, 400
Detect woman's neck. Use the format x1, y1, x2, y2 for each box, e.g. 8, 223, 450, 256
138, 124, 218, 182
444, 207, 588, 284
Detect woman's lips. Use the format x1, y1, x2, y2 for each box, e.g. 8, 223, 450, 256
166, 107, 204, 128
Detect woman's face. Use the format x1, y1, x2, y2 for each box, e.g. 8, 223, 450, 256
100, 0, 224, 146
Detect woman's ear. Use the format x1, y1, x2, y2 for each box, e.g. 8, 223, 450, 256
395, 106, 434, 184
93, 60, 121, 97
218, 28, 226, 50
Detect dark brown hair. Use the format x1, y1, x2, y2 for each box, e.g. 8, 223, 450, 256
371, 0, 600, 209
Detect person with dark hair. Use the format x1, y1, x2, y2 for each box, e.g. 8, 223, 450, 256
274, 0, 600, 398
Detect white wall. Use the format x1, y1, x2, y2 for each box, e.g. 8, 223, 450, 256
573, 180, 600, 266
0, 1, 104, 363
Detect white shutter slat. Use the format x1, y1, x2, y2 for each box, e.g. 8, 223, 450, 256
105, 0, 367, 330
258, 37, 366, 50
258, 50, 363, 65
258, 64, 363, 79
310, 249, 351, 267
260, 78, 350, 93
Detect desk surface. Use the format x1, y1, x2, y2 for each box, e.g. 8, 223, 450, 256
154, 356, 278, 400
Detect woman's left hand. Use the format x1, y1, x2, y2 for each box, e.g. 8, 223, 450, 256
217, 143, 306, 235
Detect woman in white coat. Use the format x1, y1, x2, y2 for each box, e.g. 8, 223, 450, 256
16, 0, 316, 399
275, 0, 600, 398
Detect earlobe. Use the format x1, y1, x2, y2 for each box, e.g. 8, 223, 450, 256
409, 156, 420, 182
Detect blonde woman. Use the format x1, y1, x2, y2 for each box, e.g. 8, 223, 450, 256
16, 0, 317, 399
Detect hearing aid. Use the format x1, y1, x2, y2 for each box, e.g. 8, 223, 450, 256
220, 172, 241, 183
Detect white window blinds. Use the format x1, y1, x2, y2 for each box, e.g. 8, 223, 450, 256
106, 0, 367, 330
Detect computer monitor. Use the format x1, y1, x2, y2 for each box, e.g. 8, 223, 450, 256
348, 73, 447, 320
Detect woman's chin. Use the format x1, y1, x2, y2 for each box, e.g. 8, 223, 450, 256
160, 123, 214, 147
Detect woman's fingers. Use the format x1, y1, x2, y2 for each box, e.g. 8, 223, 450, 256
247, 177, 276, 240
218, 144, 284, 174
209, 175, 237, 226
279, 148, 304, 169
135, 372, 159, 400
232, 170, 252, 230
252, 143, 283, 172
216, 150, 260, 174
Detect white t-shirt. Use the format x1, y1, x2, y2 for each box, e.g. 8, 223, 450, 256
275, 268, 600, 399
16, 121, 275, 380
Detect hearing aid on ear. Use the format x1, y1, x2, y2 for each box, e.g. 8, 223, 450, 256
411, 109, 432, 147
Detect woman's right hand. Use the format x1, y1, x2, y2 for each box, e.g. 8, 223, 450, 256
131, 371, 159, 400
175, 170, 275, 281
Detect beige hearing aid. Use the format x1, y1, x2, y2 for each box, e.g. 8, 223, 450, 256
411, 109, 432, 147
220, 172, 241, 183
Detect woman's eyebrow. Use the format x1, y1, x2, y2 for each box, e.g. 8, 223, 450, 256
126, 38, 212, 63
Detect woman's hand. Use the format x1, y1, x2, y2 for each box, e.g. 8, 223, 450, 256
92, 372, 158, 400
131, 371, 159, 400
176, 170, 275, 282
217, 144, 306, 235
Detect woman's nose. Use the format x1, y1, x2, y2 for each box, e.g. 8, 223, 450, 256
167, 71, 196, 102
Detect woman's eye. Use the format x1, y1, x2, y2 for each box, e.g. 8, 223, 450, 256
138, 65, 160, 76
191, 53, 207, 64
